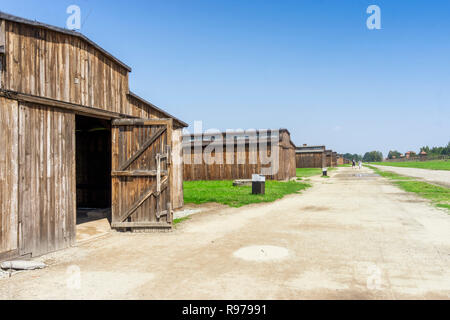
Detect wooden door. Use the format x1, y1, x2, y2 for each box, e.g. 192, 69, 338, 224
111, 118, 173, 230
18, 103, 76, 257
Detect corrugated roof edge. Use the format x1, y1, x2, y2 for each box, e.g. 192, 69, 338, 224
296, 145, 326, 149
128, 92, 188, 128
0, 11, 132, 72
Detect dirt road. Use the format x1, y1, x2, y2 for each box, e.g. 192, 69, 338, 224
371, 164, 450, 188
1, 167, 449, 299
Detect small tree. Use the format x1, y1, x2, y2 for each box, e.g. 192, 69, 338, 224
420, 146, 430, 154
343, 153, 362, 161
388, 150, 401, 159
363, 151, 383, 162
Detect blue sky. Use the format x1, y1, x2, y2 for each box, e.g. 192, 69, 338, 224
1, 0, 449, 156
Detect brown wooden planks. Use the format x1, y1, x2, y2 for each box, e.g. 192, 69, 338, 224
171, 129, 184, 209
4, 20, 128, 114
111, 120, 173, 230
18, 102, 75, 257
0, 16, 187, 259
182, 131, 296, 181
0, 97, 19, 255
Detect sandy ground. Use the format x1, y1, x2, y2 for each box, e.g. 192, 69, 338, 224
371, 164, 450, 188
1, 166, 449, 300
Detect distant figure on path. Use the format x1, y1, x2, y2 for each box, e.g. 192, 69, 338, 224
352, 159, 356, 169
359, 160, 362, 169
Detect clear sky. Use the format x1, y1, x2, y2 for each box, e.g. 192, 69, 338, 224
1, 0, 449, 156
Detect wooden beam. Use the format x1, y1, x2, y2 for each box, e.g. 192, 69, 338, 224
112, 118, 172, 126
118, 186, 155, 223
119, 127, 166, 171
0, 90, 132, 120
111, 222, 171, 229
111, 170, 168, 177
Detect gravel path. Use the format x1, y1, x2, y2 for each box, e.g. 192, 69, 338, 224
371, 165, 450, 188
1, 167, 449, 299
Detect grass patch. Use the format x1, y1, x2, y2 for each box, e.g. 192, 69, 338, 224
184, 180, 311, 208
366, 165, 413, 180
338, 164, 352, 167
366, 165, 449, 211
296, 168, 322, 178
173, 216, 190, 225
394, 180, 450, 207
371, 160, 450, 171
296, 167, 336, 179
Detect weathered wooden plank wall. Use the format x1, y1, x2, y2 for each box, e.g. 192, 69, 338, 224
0, 15, 188, 258
183, 131, 296, 181
332, 152, 337, 167
18, 102, 76, 257
295, 152, 324, 168
184, 144, 262, 181
171, 129, 184, 209
324, 151, 337, 167
4, 20, 129, 114
278, 130, 296, 179
126, 94, 168, 120
0, 97, 19, 257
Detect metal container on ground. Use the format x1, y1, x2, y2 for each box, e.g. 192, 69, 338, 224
252, 174, 266, 195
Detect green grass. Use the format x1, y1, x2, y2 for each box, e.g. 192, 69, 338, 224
366, 165, 449, 212
371, 160, 450, 171
296, 167, 336, 180
184, 180, 311, 208
338, 164, 352, 167
394, 180, 450, 206
173, 216, 190, 225
296, 168, 322, 178
297, 168, 336, 181
366, 165, 413, 180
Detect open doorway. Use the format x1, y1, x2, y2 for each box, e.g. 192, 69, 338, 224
75, 115, 112, 242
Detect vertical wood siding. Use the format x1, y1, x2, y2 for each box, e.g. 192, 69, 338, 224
0, 17, 187, 258
295, 152, 325, 168
4, 21, 129, 114
126, 94, 167, 119
183, 131, 296, 181
18, 102, 75, 257
171, 129, 184, 209
332, 152, 337, 167
0, 97, 19, 256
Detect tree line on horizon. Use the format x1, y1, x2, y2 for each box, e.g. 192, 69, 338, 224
342, 151, 383, 162
387, 142, 450, 159
343, 142, 449, 163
